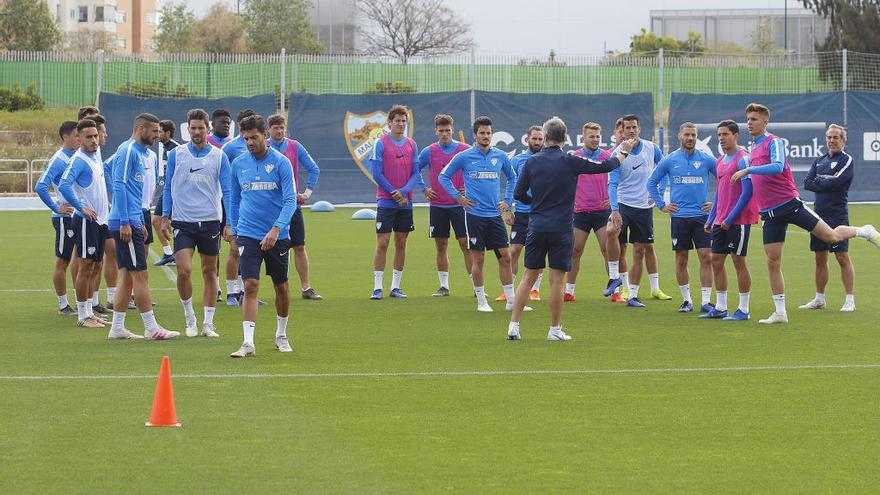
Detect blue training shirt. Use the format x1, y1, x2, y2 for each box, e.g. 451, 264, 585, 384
438, 145, 516, 218
647, 148, 716, 218
228, 147, 297, 240
221, 136, 247, 163
108, 139, 151, 229
35, 147, 77, 217
510, 149, 534, 214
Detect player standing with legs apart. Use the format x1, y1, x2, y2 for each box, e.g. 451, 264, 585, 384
648, 122, 717, 313
731, 103, 880, 324
439, 116, 523, 313
226, 115, 297, 357
161, 109, 231, 338
152, 120, 180, 267
35, 121, 79, 316
507, 117, 629, 341
267, 114, 323, 300
370, 105, 420, 300
58, 120, 112, 329
702, 120, 757, 321
566, 122, 613, 302
800, 124, 858, 312
418, 114, 472, 297
107, 113, 179, 340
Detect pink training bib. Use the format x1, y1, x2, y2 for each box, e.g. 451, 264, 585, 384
714, 149, 758, 225
376, 133, 417, 202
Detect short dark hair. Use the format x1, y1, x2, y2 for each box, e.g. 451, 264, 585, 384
89, 114, 105, 125
159, 119, 177, 134
239, 114, 266, 133
134, 113, 160, 129
76, 119, 97, 133
745, 102, 770, 118
434, 114, 453, 127
614, 117, 624, 129
211, 108, 231, 120
77, 105, 99, 120
267, 114, 286, 127
717, 120, 739, 135
59, 121, 78, 139
527, 125, 543, 136
388, 105, 409, 122
621, 114, 639, 124
236, 108, 256, 123
186, 109, 209, 126
472, 116, 492, 134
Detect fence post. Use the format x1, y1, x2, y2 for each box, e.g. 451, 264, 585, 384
842, 49, 848, 128
469, 48, 476, 125
95, 50, 104, 107
658, 48, 665, 152
280, 48, 287, 114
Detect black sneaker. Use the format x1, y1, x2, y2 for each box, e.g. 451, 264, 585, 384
301, 288, 323, 300
93, 303, 112, 315
59, 305, 76, 316
153, 253, 176, 266
432, 287, 450, 297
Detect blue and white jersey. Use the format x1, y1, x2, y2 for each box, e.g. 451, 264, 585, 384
228, 148, 297, 240
59, 150, 110, 225
35, 147, 76, 217
438, 145, 516, 218
221, 136, 247, 163
164, 143, 231, 222
510, 149, 534, 214
108, 139, 151, 229
609, 139, 664, 210
141, 149, 158, 210
648, 148, 716, 218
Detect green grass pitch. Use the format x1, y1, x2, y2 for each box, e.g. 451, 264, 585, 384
1, 206, 878, 493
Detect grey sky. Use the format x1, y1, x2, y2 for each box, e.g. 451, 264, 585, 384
189, 0, 806, 54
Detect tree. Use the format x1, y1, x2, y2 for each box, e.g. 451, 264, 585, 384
0, 0, 62, 51
800, 0, 880, 89
155, 3, 197, 53
66, 29, 118, 53
749, 18, 780, 54
628, 28, 703, 57
357, 0, 473, 63
194, 4, 246, 53
242, 0, 322, 54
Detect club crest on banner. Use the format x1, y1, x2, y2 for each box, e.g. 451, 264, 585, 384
344, 109, 414, 184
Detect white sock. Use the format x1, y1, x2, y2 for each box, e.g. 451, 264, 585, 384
629, 284, 640, 300
503, 283, 515, 301
243, 320, 255, 346
86, 300, 95, 317
608, 261, 619, 279
550, 325, 561, 333
141, 310, 159, 332
438, 271, 449, 289
565, 283, 575, 296
58, 294, 69, 310
163, 244, 173, 256
181, 297, 195, 318
276, 315, 288, 338
474, 286, 487, 305
91, 291, 100, 306
226, 279, 237, 296
772, 294, 786, 315
106, 287, 116, 304
111, 311, 126, 331
845, 294, 855, 305
531, 273, 543, 291
391, 269, 403, 290
620, 272, 629, 290
678, 284, 691, 303
701, 287, 712, 306
204, 306, 215, 325
373, 271, 384, 291
815, 292, 826, 303
216, 276, 221, 293
739, 292, 750, 313
716, 291, 728, 311
649, 273, 660, 292
855, 225, 872, 238
76, 301, 89, 320
508, 320, 520, 331
237, 276, 244, 294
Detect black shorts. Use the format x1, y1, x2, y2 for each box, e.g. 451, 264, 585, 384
376, 207, 414, 234
153, 194, 164, 217
172, 220, 222, 256
429, 205, 466, 239
524, 230, 574, 271
465, 214, 509, 251
142, 210, 154, 244
112, 226, 147, 271
671, 216, 711, 251
289, 208, 306, 247
810, 215, 849, 252
52, 216, 76, 261
72, 216, 107, 261
238, 236, 290, 285
618, 204, 654, 244
761, 198, 821, 245
574, 210, 610, 234
711, 224, 751, 256
510, 212, 529, 245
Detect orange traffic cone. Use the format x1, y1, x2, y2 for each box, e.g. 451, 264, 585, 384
145, 356, 181, 427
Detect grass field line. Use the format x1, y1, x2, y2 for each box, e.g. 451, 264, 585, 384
147, 248, 177, 284
0, 287, 179, 292
2, 363, 879, 381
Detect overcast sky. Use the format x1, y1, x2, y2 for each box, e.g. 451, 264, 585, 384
190, 0, 806, 54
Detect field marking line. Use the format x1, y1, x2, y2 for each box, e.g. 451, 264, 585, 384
1, 363, 878, 381
147, 248, 177, 284
0, 287, 178, 293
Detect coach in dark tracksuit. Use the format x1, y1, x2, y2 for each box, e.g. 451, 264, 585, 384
506, 116, 635, 341
801, 124, 856, 312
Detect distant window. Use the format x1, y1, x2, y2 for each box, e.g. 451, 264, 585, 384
115, 11, 126, 23
117, 38, 126, 48
95, 6, 105, 22
78, 6, 88, 22
70, 8, 75, 19
146, 13, 157, 26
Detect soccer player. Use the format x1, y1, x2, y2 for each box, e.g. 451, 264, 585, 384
502, 125, 545, 302
226, 114, 297, 357
93, 114, 120, 311
439, 116, 521, 313
418, 114, 472, 297
800, 124, 857, 312
267, 113, 323, 301
730, 103, 879, 324
58, 119, 111, 328
703, 120, 757, 321
207, 109, 232, 149
35, 121, 79, 316
107, 113, 179, 340
507, 116, 629, 341
370, 104, 420, 300
161, 109, 231, 338
648, 122, 716, 313
141, 148, 159, 259
152, 119, 180, 267
566, 122, 613, 302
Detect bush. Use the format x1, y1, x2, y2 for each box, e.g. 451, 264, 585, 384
0, 83, 45, 112
364, 80, 417, 94
116, 76, 197, 98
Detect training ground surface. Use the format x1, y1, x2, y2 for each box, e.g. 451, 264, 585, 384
1, 207, 878, 493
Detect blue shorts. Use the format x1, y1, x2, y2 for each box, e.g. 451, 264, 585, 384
524, 230, 574, 271
376, 207, 414, 234
810, 214, 849, 252
465, 214, 509, 251
671, 216, 711, 251
52, 216, 76, 261
172, 220, 222, 256
72, 216, 107, 262
289, 208, 306, 246
761, 198, 821, 245
510, 212, 529, 245
711, 224, 751, 256
112, 226, 147, 271
573, 210, 610, 234
429, 205, 466, 239
238, 236, 290, 285
617, 204, 654, 244
142, 210, 154, 245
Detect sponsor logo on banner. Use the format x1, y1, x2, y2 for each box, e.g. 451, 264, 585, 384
864, 132, 880, 161
343, 109, 414, 184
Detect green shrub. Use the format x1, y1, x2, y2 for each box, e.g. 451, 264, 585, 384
116, 76, 197, 98
0, 83, 45, 112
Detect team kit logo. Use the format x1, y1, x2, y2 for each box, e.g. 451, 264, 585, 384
344, 109, 415, 184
